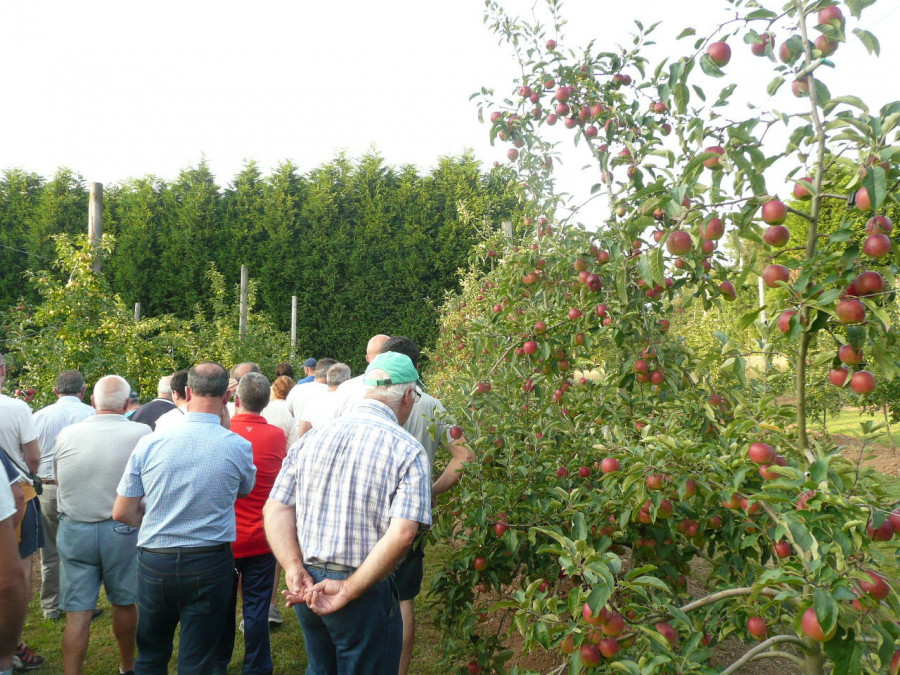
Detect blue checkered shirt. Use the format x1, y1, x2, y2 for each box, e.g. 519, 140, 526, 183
117, 412, 256, 548
33, 396, 95, 478
269, 400, 431, 568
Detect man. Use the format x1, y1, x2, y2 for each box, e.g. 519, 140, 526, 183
0, 475, 27, 675
264, 351, 431, 675
295, 362, 351, 438
296, 358, 316, 385
377, 337, 473, 675
328, 334, 390, 418
230, 373, 287, 675
274, 362, 294, 380
124, 388, 141, 419
32, 369, 95, 620
129, 375, 176, 430
151, 370, 188, 433
54, 375, 152, 675
227, 362, 261, 417
285, 358, 336, 424
0, 353, 44, 671
113, 362, 256, 674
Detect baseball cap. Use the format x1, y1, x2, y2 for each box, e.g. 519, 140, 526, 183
364, 352, 420, 386
304, 358, 317, 368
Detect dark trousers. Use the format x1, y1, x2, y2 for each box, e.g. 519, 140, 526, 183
135, 547, 236, 675
235, 553, 276, 675
294, 566, 401, 675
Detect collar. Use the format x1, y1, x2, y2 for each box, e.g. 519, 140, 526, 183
230, 413, 267, 424
85, 413, 126, 422
183, 412, 223, 424
357, 399, 399, 424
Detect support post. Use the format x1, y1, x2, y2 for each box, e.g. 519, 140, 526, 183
134, 303, 141, 322
291, 295, 298, 358
502, 220, 513, 240
88, 182, 103, 273
239, 265, 248, 340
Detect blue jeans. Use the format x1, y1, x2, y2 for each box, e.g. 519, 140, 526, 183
135, 547, 236, 675
235, 553, 276, 675
294, 567, 401, 675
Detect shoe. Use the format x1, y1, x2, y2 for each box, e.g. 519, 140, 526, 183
12, 642, 44, 671
42, 611, 60, 621
92, 608, 103, 621
268, 603, 283, 625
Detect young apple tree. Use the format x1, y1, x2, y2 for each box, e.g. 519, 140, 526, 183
427, 1, 900, 673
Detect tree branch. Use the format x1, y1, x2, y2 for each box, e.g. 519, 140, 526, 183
721, 635, 810, 674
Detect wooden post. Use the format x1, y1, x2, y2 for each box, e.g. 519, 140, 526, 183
291, 295, 298, 358
239, 265, 249, 340
134, 303, 141, 322
502, 220, 513, 240
88, 182, 103, 273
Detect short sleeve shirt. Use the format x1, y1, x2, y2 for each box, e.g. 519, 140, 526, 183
0, 394, 38, 479
269, 400, 431, 568
117, 412, 256, 548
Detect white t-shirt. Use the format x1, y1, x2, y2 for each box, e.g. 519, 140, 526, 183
0, 394, 38, 477
285, 381, 328, 420
0, 477, 14, 521
153, 407, 186, 434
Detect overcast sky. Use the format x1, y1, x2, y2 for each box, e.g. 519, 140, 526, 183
1, 1, 897, 217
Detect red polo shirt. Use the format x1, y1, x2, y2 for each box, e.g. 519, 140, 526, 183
230, 413, 287, 558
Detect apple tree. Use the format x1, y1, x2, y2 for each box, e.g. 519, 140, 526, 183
426, 0, 900, 673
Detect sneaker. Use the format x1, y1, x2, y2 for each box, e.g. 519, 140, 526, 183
268, 603, 283, 625
12, 642, 44, 671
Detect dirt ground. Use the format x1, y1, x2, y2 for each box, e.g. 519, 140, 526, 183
834, 434, 900, 477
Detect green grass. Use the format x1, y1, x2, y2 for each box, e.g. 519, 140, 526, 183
810, 406, 900, 449
21, 552, 450, 674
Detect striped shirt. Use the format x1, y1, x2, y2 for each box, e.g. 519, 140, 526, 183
117, 412, 256, 548
269, 400, 431, 568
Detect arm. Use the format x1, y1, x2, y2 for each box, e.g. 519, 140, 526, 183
21, 439, 39, 475
431, 437, 474, 497
10, 483, 24, 529
263, 498, 314, 606
112, 495, 144, 527
305, 517, 418, 615
297, 420, 312, 438
0, 514, 26, 668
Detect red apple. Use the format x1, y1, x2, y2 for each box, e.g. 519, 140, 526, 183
815, 35, 838, 56
546, 39, 557, 51
838, 344, 863, 364
793, 176, 813, 200
474, 556, 488, 571
868, 519, 894, 541
801, 607, 833, 642
467, 661, 481, 675
568, 308, 583, 320
702, 217, 725, 240
720, 281, 736, 301
773, 540, 792, 558
747, 616, 767, 640
597, 637, 620, 658
707, 41, 731, 66
854, 270, 884, 296
862, 233, 891, 258
703, 146, 725, 169
646, 473, 664, 490
792, 77, 810, 97
449, 425, 464, 440
583, 602, 604, 626
836, 299, 866, 324
818, 5, 843, 24
856, 187, 872, 211
761, 199, 788, 225
580, 643, 601, 667
507, 148, 519, 161
762, 264, 790, 288
666, 231, 692, 255
748, 442, 776, 465
858, 570, 890, 600
866, 215, 893, 235
655, 622, 677, 646
850, 370, 876, 394
578, 466, 590, 478
600, 457, 620, 474
763, 225, 790, 247
751, 33, 774, 57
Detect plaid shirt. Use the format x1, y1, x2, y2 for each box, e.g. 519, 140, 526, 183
270, 399, 431, 568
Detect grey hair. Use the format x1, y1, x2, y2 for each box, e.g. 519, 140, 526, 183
55, 370, 85, 395
188, 362, 229, 397
93, 375, 131, 410
235, 372, 271, 414
314, 358, 338, 379
157, 375, 173, 398
326, 363, 352, 387
363, 368, 414, 411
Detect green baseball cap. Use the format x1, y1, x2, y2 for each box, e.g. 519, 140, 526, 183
364, 351, 420, 386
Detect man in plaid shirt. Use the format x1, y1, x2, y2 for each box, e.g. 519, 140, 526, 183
264, 351, 431, 675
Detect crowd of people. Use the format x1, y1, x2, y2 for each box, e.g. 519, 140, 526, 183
0, 334, 471, 675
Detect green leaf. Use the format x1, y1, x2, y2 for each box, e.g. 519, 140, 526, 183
852, 28, 880, 55
812, 587, 839, 636
767, 77, 785, 97
823, 95, 869, 116
649, 248, 666, 287
738, 307, 764, 329
862, 165, 888, 211
699, 54, 725, 78
816, 288, 844, 306
746, 8, 777, 19
631, 575, 672, 592
676, 27, 696, 40
824, 626, 864, 675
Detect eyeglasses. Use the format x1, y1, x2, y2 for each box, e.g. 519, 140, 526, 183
410, 388, 421, 403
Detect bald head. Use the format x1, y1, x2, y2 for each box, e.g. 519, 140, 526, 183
92, 375, 131, 413
230, 362, 260, 381
366, 334, 390, 363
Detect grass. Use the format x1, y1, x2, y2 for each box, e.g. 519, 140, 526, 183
20, 550, 451, 674
810, 406, 900, 450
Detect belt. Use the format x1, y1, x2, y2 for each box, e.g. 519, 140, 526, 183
306, 561, 355, 573
39, 479, 57, 485
140, 543, 231, 555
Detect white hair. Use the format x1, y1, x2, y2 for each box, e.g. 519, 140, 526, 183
363, 368, 414, 411
94, 375, 131, 410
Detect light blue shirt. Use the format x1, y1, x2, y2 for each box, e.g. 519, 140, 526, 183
33, 395, 95, 479
117, 412, 256, 548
